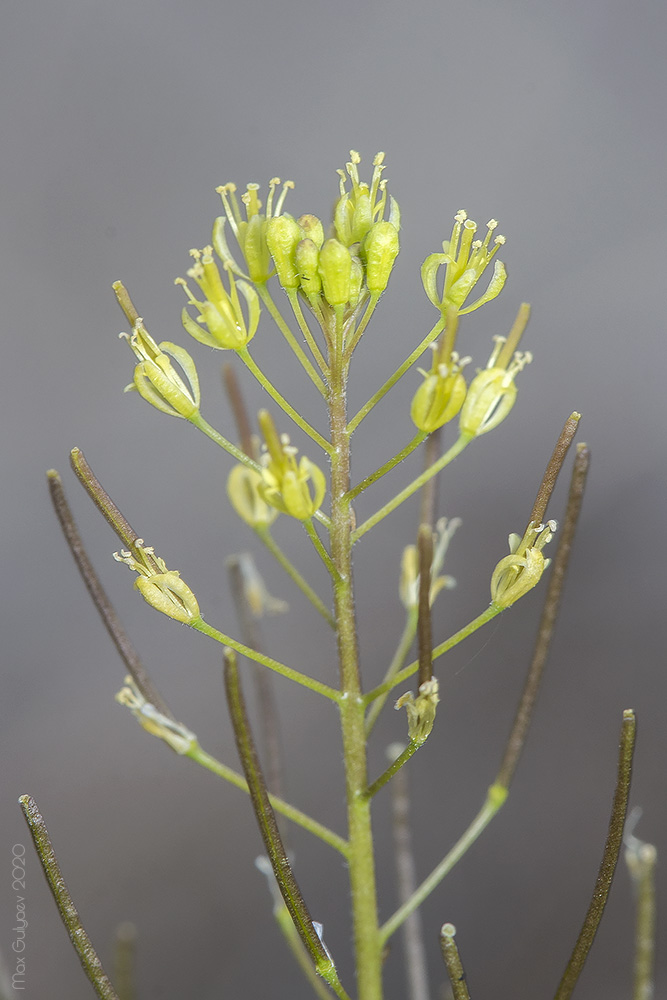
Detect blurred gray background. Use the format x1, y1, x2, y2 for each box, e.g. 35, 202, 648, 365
1, 1, 665, 997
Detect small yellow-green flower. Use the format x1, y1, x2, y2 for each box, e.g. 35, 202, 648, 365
122, 319, 200, 419
400, 517, 460, 610
257, 410, 326, 521
490, 520, 557, 609
176, 246, 260, 351
410, 345, 470, 433
227, 464, 279, 529
114, 541, 200, 624
422, 210, 506, 315
459, 333, 532, 438
116, 677, 198, 755
214, 177, 295, 283
395, 678, 440, 745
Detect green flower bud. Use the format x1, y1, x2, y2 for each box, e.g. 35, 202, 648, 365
297, 214, 324, 249
114, 542, 200, 624
176, 246, 260, 351
227, 464, 278, 528
363, 221, 400, 294
295, 239, 322, 299
348, 254, 364, 308
490, 521, 556, 609
266, 215, 303, 290
318, 238, 352, 308
122, 320, 200, 419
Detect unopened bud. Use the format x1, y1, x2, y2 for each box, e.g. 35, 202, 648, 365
318, 239, 352, 308
363, 221, 400, 294
266, 215, 303, 290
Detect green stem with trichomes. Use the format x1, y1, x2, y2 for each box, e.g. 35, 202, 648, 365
328, 327, 384, 1000
190, 616, 340, 702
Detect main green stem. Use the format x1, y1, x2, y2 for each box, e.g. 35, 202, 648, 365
328, 346, 383, 1000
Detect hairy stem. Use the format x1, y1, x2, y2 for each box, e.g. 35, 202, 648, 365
328, 334, 383, 1000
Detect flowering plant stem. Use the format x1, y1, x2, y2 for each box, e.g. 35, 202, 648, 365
353, 433, 471, 542
364, 603, 502, 705
238, 347, 332, 453
326, 327, 384, 1000
186, 743, 348, 856
254, 524, 335, 627
256, 283, 329, 393
190, 616, 340, 702
348, 431, 427, 500
348, 316, 446, 432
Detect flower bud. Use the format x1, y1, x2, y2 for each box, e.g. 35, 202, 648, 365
363, 221, 400, 294
490, 520, 556, 609
265, 215, 303, 290
395, 678, 439, 745
122, 320, 200, 419
176, 246, 260, 351
242, 210, 273, 284
348, 254, 364, 308
295, 239, 322, 299
318, 239, 352, 308
297, 214, 324, 248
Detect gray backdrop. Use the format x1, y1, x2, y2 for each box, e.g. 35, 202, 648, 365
1, 1, 665, 997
